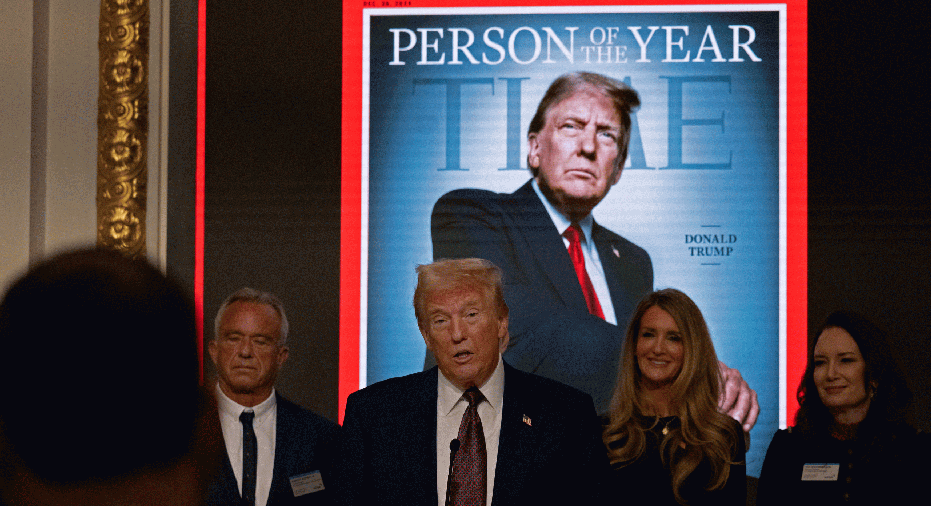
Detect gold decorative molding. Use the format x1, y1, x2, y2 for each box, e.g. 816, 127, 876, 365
97, 0, 148, 258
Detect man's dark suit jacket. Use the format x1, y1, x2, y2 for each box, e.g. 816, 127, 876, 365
428, 180, 653, 412
206, 394, 340, 506
338, 363, 607, 506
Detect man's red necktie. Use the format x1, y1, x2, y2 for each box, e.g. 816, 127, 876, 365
449, 388, 486, 506
563, 224, 605, 319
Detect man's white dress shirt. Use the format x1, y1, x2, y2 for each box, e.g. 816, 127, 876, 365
436, 354, 505, 506
532, 179, 618, 324
216, 385, 278, 506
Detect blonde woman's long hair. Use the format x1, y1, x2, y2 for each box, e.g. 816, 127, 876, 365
603, 288, 741, 504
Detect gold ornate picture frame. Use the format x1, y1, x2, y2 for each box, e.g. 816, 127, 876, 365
97, 0, 149, 258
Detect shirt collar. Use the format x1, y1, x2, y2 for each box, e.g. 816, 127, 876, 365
531, 179, 594, 244
215, 383, 277, 421
438, 354, 505, 416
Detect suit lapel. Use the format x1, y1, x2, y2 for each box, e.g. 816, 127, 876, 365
508, 181, 589, 312
269, 394, 292, 502
217, 447, 243, 504
210, 412, 244, 505
491, 364, 540, 506
592, 223, 643, 322
412, 368, 442, 505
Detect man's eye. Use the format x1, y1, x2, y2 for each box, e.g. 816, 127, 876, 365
599, 131, 617, 141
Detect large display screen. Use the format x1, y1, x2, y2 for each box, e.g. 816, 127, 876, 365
341, 1, 807, 476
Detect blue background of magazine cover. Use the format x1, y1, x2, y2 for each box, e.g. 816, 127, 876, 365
364, 9, 781, 476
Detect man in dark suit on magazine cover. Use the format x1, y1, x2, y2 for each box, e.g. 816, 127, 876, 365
340, 259, 606, 506
207, 288, 339, 506
428, 72, 758, 430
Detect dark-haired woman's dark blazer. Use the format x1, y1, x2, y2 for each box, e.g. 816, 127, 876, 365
758, 421, 929, 506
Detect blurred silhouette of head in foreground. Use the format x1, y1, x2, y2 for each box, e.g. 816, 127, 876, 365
0, 247, 221, 505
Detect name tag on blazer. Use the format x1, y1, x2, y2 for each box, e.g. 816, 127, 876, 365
290, 471, 325, 496
801, 463, 840, 481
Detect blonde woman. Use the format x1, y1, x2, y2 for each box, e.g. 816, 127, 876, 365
603, 288, 745, 505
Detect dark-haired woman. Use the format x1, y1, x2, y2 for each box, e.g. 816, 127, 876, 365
603, 288, 745, 505
758, 311, 929, 505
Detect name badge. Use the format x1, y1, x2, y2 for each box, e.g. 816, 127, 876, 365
801, 463, 840, 481
290, 471, 325, 497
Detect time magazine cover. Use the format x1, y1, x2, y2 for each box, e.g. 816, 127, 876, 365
341, 1, 807, 476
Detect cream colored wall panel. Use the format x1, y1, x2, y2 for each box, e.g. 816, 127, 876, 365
0, 0, 35, 291
44, 0, 99, 254
148, 0, 168, 268
2, 0, 169, 289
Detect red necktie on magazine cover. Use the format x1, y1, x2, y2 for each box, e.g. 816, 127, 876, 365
564, 223, 605, 319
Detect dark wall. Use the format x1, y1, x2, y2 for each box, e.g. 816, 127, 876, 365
166, 0, 198, 299
808, 2, 928, 428
170, 1, 929, 427
202, 1, 343, 420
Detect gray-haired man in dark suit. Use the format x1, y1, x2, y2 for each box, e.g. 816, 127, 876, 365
206, 288, 339, 506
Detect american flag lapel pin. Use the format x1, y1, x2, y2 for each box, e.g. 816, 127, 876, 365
522, 414, 532, 426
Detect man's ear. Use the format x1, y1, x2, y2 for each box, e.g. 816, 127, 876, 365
610, 164, 623, 186
207, 339, 218, 365
497, 315, 510, 353
420, 328, 434, 352
277, 346, 289, 367
527, 133, 540, 169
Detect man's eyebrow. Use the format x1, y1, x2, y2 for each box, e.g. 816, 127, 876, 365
558, 113, 619, 130
595, 118, 621, 129
556, 114, 584, 124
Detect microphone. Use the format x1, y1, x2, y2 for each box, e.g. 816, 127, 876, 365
445, 439, 461, 506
